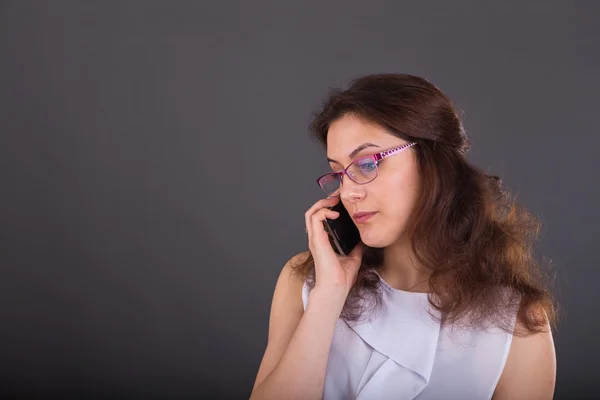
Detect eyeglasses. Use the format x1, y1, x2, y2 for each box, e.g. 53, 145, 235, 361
316, 142, 418, 197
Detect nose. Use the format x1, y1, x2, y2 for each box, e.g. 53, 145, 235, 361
339, 175, 366, 204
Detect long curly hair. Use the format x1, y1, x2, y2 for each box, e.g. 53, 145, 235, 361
292, 73, 557, 336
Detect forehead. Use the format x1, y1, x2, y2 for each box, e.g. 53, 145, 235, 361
326, 114, 404, 162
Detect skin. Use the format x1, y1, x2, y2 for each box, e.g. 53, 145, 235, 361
493, 311, 557, 399
252, 113, 556, 399
325, 113, 429, 292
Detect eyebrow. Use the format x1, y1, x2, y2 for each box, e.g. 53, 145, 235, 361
327, 142, 381, 164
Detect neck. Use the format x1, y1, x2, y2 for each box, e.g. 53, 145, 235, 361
381, 236, 431, 293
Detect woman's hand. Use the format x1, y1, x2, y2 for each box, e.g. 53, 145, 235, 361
305, 197, 364, 296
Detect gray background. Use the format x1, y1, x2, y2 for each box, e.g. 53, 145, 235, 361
1, 0, 598, 398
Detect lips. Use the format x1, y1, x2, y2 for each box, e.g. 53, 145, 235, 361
353, 212, 377, 223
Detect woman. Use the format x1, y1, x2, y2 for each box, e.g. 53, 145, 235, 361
250, 73, 557, 400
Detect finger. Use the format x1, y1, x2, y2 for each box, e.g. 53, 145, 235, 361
304, 197, 339, 222
307, 208, 340, 253
312, 207, 339, 223
309, 208, 339, 237
304, 197, 340, 233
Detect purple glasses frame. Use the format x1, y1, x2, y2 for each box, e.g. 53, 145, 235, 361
316, 142, 418, 196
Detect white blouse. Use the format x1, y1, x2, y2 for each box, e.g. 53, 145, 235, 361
301, 272, 517, 400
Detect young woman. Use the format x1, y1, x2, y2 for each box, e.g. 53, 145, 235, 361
250, 73, 557, 400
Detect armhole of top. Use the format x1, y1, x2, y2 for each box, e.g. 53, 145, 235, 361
301, 280, 309, 311
487, 296, 521, 399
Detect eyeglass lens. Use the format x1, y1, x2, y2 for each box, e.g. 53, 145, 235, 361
319, 156, 378, 196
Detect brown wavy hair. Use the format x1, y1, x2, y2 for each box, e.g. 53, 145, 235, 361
292, 73, 557, 336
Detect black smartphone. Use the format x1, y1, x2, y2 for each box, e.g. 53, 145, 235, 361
322, 201, 361, 256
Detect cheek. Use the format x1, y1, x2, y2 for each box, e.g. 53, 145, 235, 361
360, 176, 420, 247
376, 167, 421, 225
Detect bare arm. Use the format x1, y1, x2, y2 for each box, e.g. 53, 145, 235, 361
492, 307, 556, 400
250, 253, 346, 400
251, 196, 363, 399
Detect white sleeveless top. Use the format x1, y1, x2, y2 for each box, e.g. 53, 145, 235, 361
301, 273, 518, 400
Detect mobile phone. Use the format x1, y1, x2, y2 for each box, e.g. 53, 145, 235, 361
322, 201, 361, 256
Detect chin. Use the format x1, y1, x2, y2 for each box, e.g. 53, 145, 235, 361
359, 225, 404, 248
359, 229, 393, 248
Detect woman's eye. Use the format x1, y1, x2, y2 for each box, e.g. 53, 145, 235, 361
360, 161, 376, 171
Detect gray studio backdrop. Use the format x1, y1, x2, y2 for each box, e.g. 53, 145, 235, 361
1, 1, 598, 398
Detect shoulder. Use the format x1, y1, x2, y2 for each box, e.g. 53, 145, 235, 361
251, 251, 311, 392
492, 303, 556, 400
280, 250, 311, 287
271, 251, 311, 315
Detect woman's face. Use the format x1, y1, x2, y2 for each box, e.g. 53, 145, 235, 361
326, 113, 421, 248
